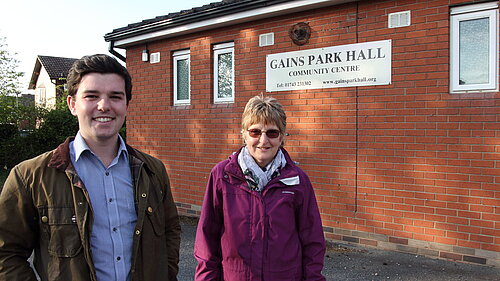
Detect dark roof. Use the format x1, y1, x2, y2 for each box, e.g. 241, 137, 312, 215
107, 0, 243, 35
37, 55, 78, 79
28, 55, 78, 89
104, 0, 290, 42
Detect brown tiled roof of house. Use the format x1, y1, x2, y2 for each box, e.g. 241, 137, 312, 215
37, 55, 78, 79
28, 55, 78, 89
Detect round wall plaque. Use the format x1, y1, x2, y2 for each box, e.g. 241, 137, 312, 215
289, 22, 311, 45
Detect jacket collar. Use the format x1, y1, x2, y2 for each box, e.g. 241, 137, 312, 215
47, 137, 151, 174
126, 143, 155, 176
48, 137, 74, 171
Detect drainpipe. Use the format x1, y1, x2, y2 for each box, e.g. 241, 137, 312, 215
108, 41, 126, 62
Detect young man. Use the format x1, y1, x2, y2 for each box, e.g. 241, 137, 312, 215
0, 54, 181, 281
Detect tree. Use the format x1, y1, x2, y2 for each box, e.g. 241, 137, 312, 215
0, 36, 23, 97
0, 35, 33, 129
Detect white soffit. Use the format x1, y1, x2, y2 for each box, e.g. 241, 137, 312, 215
113, 0, 357, 48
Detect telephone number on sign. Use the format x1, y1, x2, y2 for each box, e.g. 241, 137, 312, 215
276, 81, 312, 88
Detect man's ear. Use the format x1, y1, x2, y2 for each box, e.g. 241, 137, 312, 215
67, 95, 77, 116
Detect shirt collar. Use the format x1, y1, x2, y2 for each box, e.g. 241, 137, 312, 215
73, 131, 128, 162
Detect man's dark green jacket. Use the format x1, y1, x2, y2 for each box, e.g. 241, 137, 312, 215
0, 137, 181, 280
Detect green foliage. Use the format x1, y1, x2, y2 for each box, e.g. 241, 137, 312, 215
37, 105, 79, 146
0, 95, 17, 124
0, 35, 42, 132
120, 126, 126, 142
0, 124, 17, 142
0, 169, 8, 187
0, 36, 23, 97
0, 95, 78, 169
0, 95, 47, 130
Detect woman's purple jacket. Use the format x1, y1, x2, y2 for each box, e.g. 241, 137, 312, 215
194, 147, 326, 281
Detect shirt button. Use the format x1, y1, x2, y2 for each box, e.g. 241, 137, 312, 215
41, 216, 48, 223
147, 207, 153, 213
117, 256, 121, 261
109, 198, 113, 203
105, 172, 109, 176
113, 227, 117, 232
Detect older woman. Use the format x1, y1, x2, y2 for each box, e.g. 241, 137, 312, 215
194, 95, 326, 281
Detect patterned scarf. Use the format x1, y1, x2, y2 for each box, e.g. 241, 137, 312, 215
237, 146, 286, 192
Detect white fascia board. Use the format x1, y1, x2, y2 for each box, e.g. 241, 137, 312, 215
113, 0, 357, 48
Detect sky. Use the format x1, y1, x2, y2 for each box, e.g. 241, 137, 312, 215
0, 0, 216, 89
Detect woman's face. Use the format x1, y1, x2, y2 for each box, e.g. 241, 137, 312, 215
244, 123, 283, 168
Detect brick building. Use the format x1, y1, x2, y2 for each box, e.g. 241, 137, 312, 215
105, 0, 500, 266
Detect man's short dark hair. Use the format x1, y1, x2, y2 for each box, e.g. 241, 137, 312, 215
67, 54, 132, 103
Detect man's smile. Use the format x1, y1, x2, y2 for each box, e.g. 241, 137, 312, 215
93, 117, 114, 122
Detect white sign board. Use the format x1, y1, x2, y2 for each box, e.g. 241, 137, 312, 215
266, 40, 391, 92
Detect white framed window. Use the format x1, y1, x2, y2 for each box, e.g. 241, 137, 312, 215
213, 42, 234, 103
173, 49, 190, 105
450, 2, 498, 93
37, 88, 46, 105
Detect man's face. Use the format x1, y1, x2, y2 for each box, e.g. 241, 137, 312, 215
67, 73, 127, 147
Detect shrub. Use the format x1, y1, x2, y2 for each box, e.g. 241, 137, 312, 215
0, 124, 17, 142
0, 106, 78, 169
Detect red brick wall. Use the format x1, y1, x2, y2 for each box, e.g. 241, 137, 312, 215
125, 0, 500, 265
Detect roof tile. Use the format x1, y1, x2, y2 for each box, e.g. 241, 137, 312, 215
38, 55, 78, 79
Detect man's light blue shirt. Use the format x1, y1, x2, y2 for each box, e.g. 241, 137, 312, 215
69, 132, 137, 281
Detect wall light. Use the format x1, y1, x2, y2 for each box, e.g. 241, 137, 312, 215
142, 49, 149, 62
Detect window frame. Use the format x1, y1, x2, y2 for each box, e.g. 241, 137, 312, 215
38, 87, 46, 106
213, 42, 235, 103
173, 49, 191, 105
450, 2, 499, 93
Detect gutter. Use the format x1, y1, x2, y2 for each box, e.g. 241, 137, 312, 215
108, 41, 126, 63
105, 0, 357, 55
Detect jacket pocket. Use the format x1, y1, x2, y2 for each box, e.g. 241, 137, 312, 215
146, 211, 165, 236
145, 197, 166, 236
39, 206, 82, 257
222, 258, 246, 272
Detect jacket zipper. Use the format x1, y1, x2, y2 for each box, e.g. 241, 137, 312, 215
226, 167, 296, 280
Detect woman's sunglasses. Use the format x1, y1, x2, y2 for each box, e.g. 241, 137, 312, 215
247, 129, 281, 139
